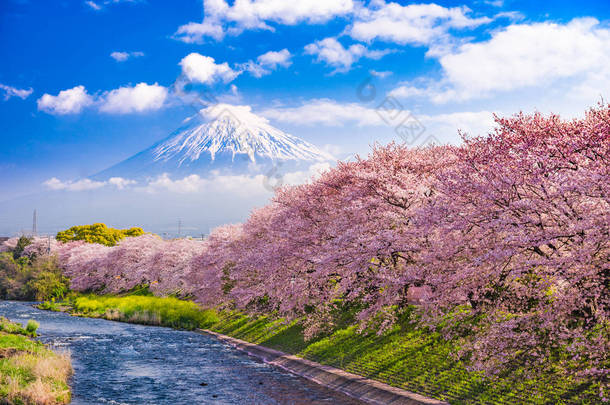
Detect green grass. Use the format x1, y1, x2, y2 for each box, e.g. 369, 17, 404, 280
70, 294, 219, 330
47, 294, 600, 404
0, 317, 72, 404
0, 333, 40, 352
204, 310, 599, 404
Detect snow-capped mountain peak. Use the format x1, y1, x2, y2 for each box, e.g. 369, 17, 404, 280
153, 104, 333, 165
92, 104, 334, 180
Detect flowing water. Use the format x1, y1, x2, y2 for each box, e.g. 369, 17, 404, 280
0, 301, 364, 405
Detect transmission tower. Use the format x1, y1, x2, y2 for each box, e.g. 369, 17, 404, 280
32, 209, 37, 236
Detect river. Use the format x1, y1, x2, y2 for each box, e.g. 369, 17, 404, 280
0, 301, 364, 405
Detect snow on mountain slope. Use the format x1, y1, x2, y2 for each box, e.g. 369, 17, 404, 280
93, 104, 334, 180
155, 104, 332, 164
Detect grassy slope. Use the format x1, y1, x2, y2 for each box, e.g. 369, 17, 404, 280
49, 294, 599, 405
0, 318, 71, 405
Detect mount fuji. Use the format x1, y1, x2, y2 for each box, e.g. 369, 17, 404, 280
93, 104, 334, 181
0, 105, 337, 235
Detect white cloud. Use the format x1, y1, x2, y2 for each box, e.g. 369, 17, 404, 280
108, 177, 137, 189
261, 99, 389, 126
143, 174, 206, 194
484, 0, 504, 7
388, 85, 426, 98
493, 11, 526, 23
207, 174, 269, 195
179, 53, 240, 84
261, 99, 498, 139
37, 83, 168, 115
240, 61, 269, 78
225, 0, 354, 26
110, 51, 129, 62
37, 85, 94, 115
257, 49, 292, 68
305, 37, 390, 72
85, 1, 102, 10
43, 176, 136, 191
141, 172, 267, 195
321, 144, 345, 157
85, 0, 142, 11
43, 177, 106, 191
347, 2, 491, 46
173, 21, 225, 43
174, 0, 354, 42
401, 18, 610, 103
0, 84, 33, 100
199, 103, 269, 125
110, 51, 144, 62
419, 110, 497, 138
99, 82, 168, 114
369, 70, 392, 78
438, 18, 610, 101
140, 165, 330, 195
282, 162, 332, 186
239, 49, 292, 78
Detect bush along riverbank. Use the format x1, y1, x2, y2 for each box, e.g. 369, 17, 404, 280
0, 317, 72, 405
0, 246, 70, 302
41, 292, 601, 405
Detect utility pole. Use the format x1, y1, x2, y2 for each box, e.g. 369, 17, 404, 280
32, 209, 37, 236
178, 219, 182, 239
47, 235, 51, 254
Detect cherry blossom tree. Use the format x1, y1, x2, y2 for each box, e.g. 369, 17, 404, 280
418, 105, 609, 383
0, 237, 19, 253
147, 238, 205, 296
22, 237, 61, 258
57, 241, 113, 292
189, 224, 244, 307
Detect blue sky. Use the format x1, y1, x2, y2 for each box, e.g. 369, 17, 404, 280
1, 0, 609, 206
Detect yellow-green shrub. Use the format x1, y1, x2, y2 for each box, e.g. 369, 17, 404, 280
56, 223, 144, 247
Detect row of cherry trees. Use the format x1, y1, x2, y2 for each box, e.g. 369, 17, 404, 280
6, 105, 608, 387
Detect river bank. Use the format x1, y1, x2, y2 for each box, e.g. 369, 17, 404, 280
0, 315, 71, 404
40, 293, 600, 404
